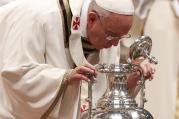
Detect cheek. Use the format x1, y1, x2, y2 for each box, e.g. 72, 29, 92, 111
88, 29, 109, 48
91, 30, 106, 43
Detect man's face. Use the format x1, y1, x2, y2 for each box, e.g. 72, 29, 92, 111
87, 12, 133, 49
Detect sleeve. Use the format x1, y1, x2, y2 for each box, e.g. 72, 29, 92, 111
0, 10, 67, 118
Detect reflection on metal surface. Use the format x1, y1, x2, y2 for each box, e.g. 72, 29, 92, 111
81, 36, 157, 119
129, 36, 158, 65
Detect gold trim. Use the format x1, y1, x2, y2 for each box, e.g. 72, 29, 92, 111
40, 70, 70, 119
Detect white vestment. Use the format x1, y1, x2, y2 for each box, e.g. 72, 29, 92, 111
0, 0, 80, 118
0, 0, 121, 118
123, 0, 179, 119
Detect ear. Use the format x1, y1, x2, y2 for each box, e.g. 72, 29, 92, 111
87, 11, 98, 26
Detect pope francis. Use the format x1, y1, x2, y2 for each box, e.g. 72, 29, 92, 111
0, 0, 155, 119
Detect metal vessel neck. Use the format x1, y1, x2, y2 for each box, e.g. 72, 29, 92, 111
108, 75, 128, 92
96, 74, 137, 110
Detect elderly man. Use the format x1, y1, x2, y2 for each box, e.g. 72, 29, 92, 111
0, 0, 154, 118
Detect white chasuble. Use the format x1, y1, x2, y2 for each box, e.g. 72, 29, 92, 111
0, 0, 80, 118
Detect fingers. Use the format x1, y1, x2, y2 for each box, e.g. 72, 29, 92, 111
66, 64, 97, 84
140, 61, 155, 81
132, 57, 145, 65
70, 73, 91, 82
75, 64, 97, 77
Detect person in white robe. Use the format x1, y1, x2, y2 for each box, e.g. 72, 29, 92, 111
121, 0, 179, 119
0, 0, 155, 118
145, 1, 179, 119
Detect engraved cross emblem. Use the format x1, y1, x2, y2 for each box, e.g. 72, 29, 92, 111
72, 17, 80, 30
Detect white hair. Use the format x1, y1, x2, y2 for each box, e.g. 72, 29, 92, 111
88, 0, 111, 17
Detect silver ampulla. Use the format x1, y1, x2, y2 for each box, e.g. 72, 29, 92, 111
81, 36, 158, 119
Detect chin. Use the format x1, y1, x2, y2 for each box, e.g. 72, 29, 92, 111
102, 46, 111, 49
106, 44, 113, 48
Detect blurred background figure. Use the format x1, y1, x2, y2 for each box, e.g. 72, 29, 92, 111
0, 0, 14, 6
168, 1, 179, 119
120, 0, 179, 119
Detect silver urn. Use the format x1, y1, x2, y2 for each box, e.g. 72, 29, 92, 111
81, 36, 157, 119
